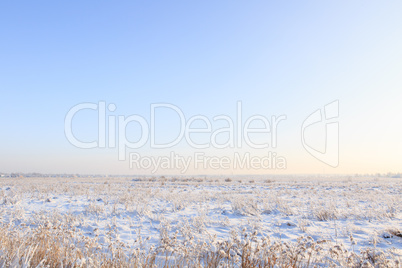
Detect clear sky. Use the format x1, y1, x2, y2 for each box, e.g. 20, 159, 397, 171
1, 1, 401, 175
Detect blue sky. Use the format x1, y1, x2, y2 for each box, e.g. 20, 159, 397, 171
1, 1, 401, 174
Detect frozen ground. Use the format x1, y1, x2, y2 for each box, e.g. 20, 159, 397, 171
0, 175, 401, 267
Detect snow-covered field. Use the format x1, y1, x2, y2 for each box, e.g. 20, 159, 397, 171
0, 176, 401, 267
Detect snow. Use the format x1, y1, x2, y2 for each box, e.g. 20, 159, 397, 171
0, 175, 401, 265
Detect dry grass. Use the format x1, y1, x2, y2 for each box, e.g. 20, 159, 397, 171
388, 228, 402, 238
0, 224, 158, 267
0, 176, 401, 267
0, 225, 400, 267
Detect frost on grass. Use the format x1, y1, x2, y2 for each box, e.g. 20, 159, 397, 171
0, 176, 401, 267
